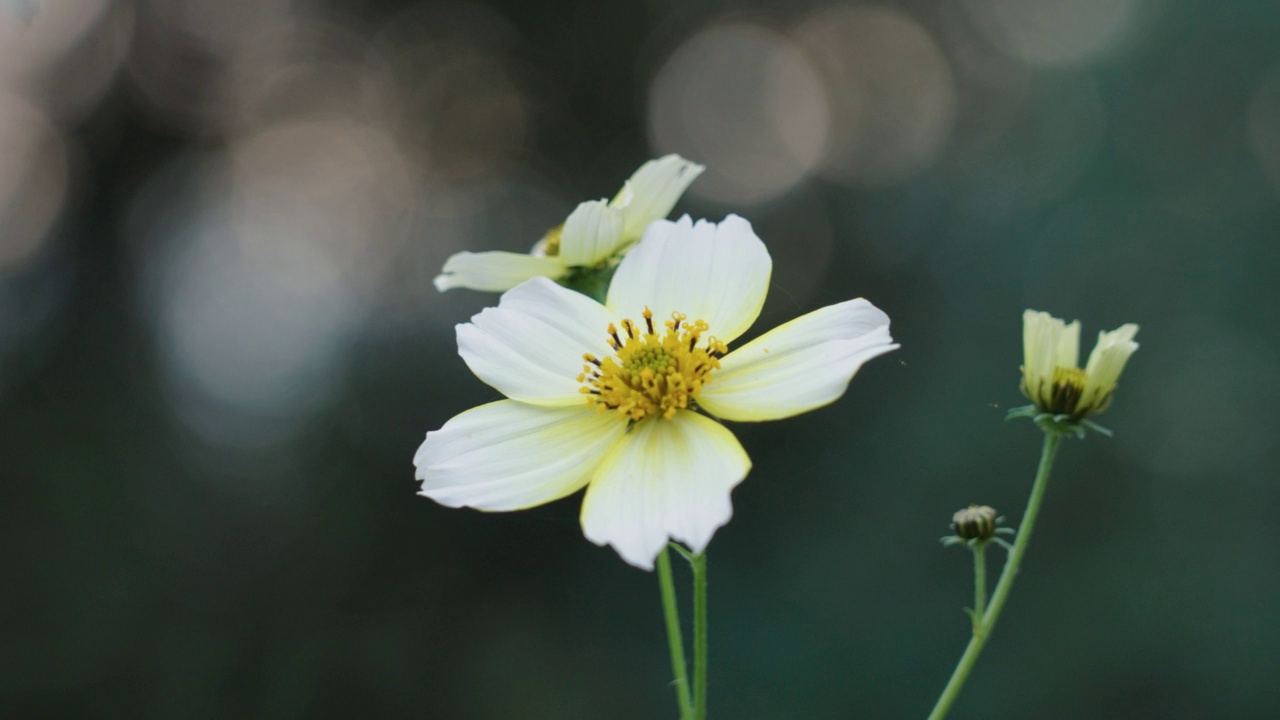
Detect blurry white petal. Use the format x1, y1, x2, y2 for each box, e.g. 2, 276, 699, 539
580, 412, 750, 570
1056, 318, 1081, 370
1021, 310, 1079, 399
458, 277, 618, 405
558, 199, 627, 267
615, 155, 705, 240
606, 215, 770, 344
1083, 323, 1139, 382
1080, 323, 1140, 407
698, 300, 898, 422
434, 251, 566, 293
416, 401, 624, 511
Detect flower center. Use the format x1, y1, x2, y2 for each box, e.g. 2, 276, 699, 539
1047, 366, 1087, 415
578, 308, 727, 421
534, 224, 562, 257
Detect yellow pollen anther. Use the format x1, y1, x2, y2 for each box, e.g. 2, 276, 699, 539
579, 308, 728, 422
1021, 366, 1091, 417
536, 224, 563, 257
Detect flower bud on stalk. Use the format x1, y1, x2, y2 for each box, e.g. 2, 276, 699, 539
952, 505, 999, 542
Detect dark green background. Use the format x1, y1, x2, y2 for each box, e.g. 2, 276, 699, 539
3, 0, 1278, 717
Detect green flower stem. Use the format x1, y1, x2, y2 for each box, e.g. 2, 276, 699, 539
657, 547, 694, 720
971, 544, 987, 625
927, 431, 1062, 720
691, 551, 708, 720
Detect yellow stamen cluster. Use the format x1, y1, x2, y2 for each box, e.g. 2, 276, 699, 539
535, 224, 563, 257
579, 308, 727, 422
1036, 366, 1089, 417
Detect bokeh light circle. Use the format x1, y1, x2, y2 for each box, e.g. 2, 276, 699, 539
0, 92, 66, 273
793, 6, 956, 187
960, 0, 1141, 68
130, 151, 363, 451
1248, 66, 1280, 198
648, 22, 829, 205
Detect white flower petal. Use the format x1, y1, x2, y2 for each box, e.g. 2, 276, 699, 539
1080, 323, 1139, 408
615, 155, 705, 240
558, 199, 627, 267
459, 277, 619, 405
1084, 323, 1139, 380
606, 215, 771, 344
698, 299, 898, 422
580, 412, 750, 570
1021, 310, 1079, 399
434, 251, 567, 293
416, 401, 625, 511
1056, 318, 1081, 370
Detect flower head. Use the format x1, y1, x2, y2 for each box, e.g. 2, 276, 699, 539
433, 155, 705, 293
951, 505, 999, 541
416, 215, 898, 569
1020, 310, 1139, 420
942, 505, 1014, 549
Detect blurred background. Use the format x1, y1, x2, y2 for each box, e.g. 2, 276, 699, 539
2, 0, 1278, 717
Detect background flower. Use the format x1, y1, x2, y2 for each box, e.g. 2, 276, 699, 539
1020, 310, 1139, 419
433, 155, 704, 292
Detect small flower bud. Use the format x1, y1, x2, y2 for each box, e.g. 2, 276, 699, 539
952, 505, 999, 541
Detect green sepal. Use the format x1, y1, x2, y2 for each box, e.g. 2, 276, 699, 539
1008, 405, 1114, 439
942, 535, 1005, 550
558, 261, 619, 304
1005, 404, 1038, 421
1079, 419, 1114, 437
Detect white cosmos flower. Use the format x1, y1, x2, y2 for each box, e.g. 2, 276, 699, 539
416, 215, 898, 569
1020, 310, 1139, 419
433, 155, 705, 293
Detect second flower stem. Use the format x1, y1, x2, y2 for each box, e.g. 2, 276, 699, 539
692, 551, 708, 720
657, 547, 694, 720
971, 543, 987, 624
927, 431, 1062, 720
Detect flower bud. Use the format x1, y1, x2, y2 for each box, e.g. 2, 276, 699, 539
952, 505, 999, 541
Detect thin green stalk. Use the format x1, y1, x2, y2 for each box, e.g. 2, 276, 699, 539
691, 552, 708, 720
657, 547, 694, 720
927, 431, 1062, 720
971, 544, 987, 624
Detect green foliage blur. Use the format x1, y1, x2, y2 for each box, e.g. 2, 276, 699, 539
2, 0, 1279, 718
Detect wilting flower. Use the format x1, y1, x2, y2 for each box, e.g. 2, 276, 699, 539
433, 155, 704, 293
1020, 310, 1139, 420
416, 215, 898, 569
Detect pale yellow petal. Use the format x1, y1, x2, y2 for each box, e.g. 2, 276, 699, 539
1080, 323, 1139, 409
1022, 309, 1079, 403
580, 412, 750, 570
606, 215, 770, 344
458, 278, 619, 405
614, 154, 705, 240
416, 401, 624, 511
698, 300, 897, 422
434, 251, 566, 293
558, 199, 627, 267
